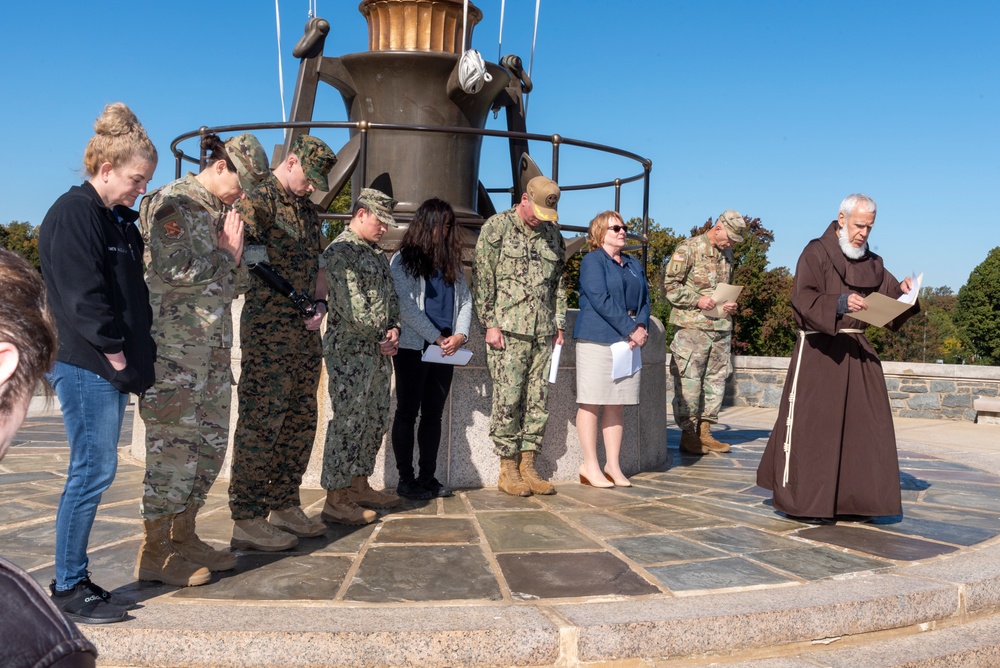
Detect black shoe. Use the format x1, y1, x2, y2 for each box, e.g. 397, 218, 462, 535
396, 479, 433, 501
50, 579, 128, 624
419, 477, 454, 498
785, 514, 834, 525
81, 572, 137, 609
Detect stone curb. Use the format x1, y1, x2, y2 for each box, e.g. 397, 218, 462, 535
83, 540, 1000, 667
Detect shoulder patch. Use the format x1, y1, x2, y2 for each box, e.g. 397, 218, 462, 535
153, 203, 179, 222
162, 220, 183, 239
672, 252, 686, 262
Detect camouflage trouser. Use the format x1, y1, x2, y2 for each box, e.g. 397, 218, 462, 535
139, 345, 232, 520
669, 328, 732, 432
485, 332, 553, 458
321, 345, 391, 490
228, 342, 320, 520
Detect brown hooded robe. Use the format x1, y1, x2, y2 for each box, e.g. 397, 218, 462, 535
756, 221, 920, 518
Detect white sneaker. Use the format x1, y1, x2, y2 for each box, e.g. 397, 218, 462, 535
269, 507, 327, 538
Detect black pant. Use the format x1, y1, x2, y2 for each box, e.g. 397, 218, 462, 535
391, 348, 455, 483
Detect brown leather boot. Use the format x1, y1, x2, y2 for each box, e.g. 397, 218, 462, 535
321, 488, 378, 525
679, 428, 708, 454
699, 420, 731, 453
497, 457, 531, 497
136, 516, 212, 586
171, 506, 237, 571
347, 476, 400, 509
518, 451, 555, 495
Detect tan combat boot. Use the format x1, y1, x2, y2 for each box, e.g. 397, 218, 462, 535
269, 506, 327, 537
698, 420, 731, 453
518, 451, 555, 495
497, 457, 531, 497
347, 476, 401, 509
321, 488, 378, 525
171, 506, 237, 571
135, 516, 212, 586
231, 517, 298, 552
679, 428, 708, 454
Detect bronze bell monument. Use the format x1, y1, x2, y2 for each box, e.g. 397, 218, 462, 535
293, 0, 511, 220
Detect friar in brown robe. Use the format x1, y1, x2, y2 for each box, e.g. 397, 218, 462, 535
757, 196, 919, 520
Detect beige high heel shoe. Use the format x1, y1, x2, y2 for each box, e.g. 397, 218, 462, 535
579, 467, 614, 488
603, 468, 632, 487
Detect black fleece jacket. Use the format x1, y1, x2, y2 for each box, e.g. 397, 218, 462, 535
39, 181, 155, 394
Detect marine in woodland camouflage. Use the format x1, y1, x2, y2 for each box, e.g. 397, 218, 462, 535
229, 171, 324, 520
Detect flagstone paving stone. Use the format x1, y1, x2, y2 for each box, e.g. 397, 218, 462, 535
2, 408, 998, 638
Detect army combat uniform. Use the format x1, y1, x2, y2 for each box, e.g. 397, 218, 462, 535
228, 172, 323, 521
320, 227, 400, 491
472, 207, 567, 458
139, 173, 247, 521
663, 233, 734, 433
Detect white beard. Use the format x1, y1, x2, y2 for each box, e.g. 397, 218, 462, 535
838, 225, 867, 260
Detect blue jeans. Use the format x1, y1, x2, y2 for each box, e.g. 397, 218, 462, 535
48, 361, 128, 591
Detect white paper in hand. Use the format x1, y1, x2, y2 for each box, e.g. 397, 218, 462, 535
421, 345, 473, 366
610, 341, 642, 380
548, 344, 562, 383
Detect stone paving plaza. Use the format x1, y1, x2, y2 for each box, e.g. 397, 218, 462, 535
2, 405, 1000, 666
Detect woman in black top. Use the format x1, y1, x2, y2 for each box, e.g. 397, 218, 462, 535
39, 102, 157, 624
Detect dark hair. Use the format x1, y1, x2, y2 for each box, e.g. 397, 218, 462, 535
200, 133, 237, 174
0, 250, 57, 419
398, 198, 463, 284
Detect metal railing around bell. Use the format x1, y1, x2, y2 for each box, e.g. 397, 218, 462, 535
170, 120, 653, 267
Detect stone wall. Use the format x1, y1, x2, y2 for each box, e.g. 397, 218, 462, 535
130, 307, 671, 487
718, 356, 1000, 422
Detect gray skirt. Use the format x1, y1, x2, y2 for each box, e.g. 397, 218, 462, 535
575, 340, 642, 405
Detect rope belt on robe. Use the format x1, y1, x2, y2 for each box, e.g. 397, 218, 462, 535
781, 328, 865, 486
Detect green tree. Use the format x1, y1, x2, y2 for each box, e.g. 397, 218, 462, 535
321, 182, 353, 243
954, 247, 1000, 364
640, 217, 687, 331
868, 286, 965, 363
728, 218, 796, 356
0, 221, 41, 270
562, 217, 686, 336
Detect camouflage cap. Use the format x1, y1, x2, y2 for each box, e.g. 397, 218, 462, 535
291, 134, 337, 192
717, 209, 746, 242
225, 133, 270, 195
356, 188, 398, 227
526, 175, 560, 222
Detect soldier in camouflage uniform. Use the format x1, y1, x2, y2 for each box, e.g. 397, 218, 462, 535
137, 133, 269, 586
664, 210, 747, 455
228, 134, 337, 551
472, 176, 567, 496
319, 188, 402, 524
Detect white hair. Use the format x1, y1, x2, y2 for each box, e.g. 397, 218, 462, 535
839, 193, 877, 217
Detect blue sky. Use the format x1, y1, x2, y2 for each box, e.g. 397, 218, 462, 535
1, 1, 997, 290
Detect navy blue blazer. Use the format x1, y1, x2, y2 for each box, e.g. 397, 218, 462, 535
573, 248, 651, 343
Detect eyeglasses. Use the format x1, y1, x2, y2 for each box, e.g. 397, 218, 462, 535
608, 225, 628, 233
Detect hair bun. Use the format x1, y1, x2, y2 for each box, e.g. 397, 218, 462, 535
93, 102, 142, 137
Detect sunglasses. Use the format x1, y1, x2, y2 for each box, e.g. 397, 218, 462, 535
608, 225, 628, 233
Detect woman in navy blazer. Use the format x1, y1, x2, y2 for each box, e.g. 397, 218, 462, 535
573, 211, 651, 487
